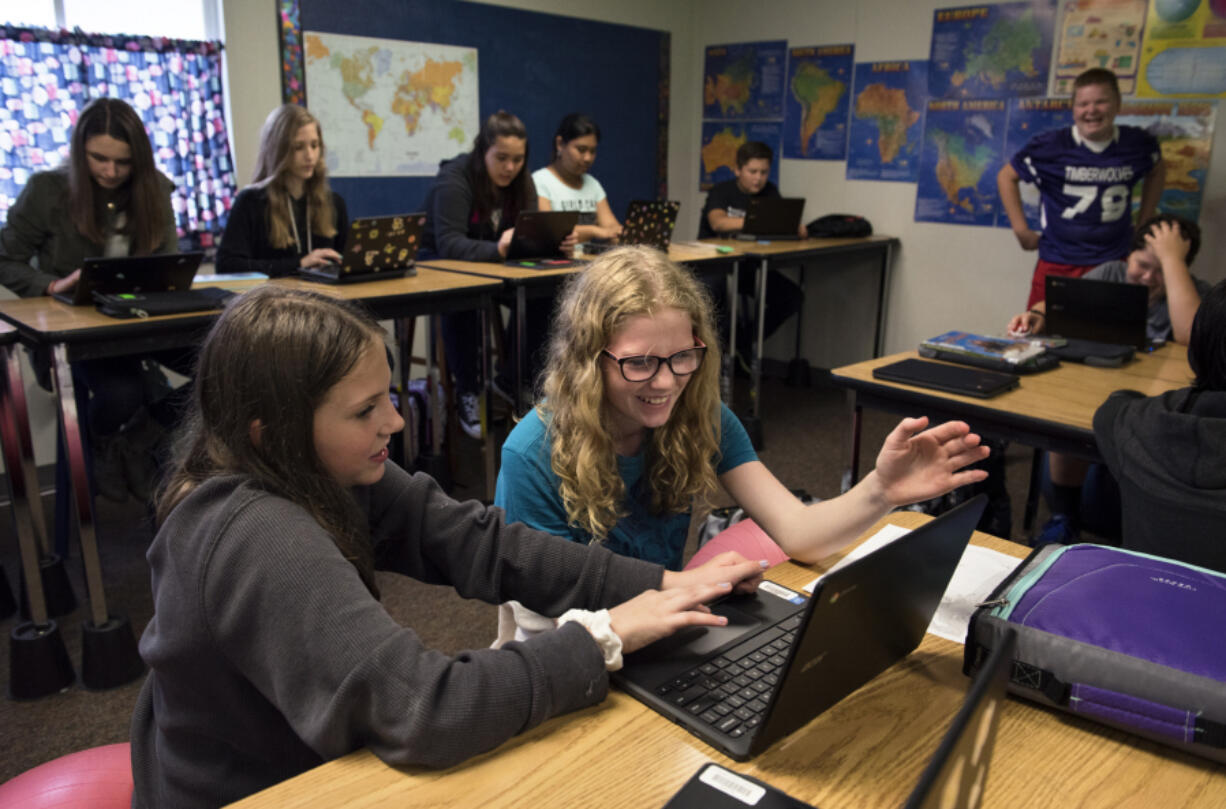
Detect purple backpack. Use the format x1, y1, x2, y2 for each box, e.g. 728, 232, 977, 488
966, 543, 1226, 762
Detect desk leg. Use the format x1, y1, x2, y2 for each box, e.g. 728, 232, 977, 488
396, 317, 415, 467
1024, 448, 1043, 532
751, 257, 767, 421
721, 261, 738, 404
49, 345, 106, 626
515, 286, 527, 415
429, 317, 444, 457
873, 242, 894, 358
843, 389, 862, 492
8, 351, 49, 555
481, 300, 496, 501
1, 345, 48, 625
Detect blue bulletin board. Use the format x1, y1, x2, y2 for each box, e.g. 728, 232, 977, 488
288, 0, 669, 219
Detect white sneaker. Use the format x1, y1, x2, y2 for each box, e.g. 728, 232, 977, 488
458, 392, 482, 440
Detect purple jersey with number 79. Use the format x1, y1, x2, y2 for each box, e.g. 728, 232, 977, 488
1010, 124, 1161, 266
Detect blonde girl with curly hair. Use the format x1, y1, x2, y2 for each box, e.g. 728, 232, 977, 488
494, 246, 991, 642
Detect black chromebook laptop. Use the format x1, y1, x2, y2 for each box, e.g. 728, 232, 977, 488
504, 210, 580, 265
661, 627, 1016, 809
53, 252, 204, 306
1045, 275, 1148, 350
298, 213, 423, 284
614, 495, 987, 761
737, 197, 805, 240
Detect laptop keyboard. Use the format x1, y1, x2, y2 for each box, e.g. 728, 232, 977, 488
653, 613, 805, 739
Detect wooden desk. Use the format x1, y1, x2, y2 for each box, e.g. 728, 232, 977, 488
228, 511, 1226, 808
0, 269, 503, 631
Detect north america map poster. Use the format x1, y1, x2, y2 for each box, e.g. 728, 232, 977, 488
847, 61, 928, 182
699, 121, 782, 191
783, 45, 854, 160
915, 99, 1007, 226
928, 2, 1057, 99
703, 41, 788, 120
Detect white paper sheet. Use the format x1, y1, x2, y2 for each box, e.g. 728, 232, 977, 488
803, 525, 1019, 644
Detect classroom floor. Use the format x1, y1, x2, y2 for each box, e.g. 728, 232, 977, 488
0, 372, 1048, 782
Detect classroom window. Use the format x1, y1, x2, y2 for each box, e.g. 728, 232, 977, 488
0, 0, 234, 249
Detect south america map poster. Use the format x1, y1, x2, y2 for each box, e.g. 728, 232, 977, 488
847, 60, 928, 181
915, 99, 1007, 226
783, 44, 854, 160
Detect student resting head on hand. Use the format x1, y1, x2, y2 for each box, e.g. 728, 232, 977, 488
493, 246, 990, 642
129, 285, 766, 809
215, 104, 348, 277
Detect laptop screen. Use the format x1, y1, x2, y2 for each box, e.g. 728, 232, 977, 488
1045, 275, 1148, 349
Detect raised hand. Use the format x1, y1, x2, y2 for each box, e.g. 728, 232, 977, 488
873, 417, 989, 507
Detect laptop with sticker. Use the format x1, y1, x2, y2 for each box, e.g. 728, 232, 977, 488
613, 495, 987, 761
661, 628, 1016, 809
297, 213, 423, 284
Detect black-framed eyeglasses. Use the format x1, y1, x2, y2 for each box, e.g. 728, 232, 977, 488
601, 340, 707, 382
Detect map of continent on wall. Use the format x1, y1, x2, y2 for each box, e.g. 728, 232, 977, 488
929, 2, 1057, 99
1053, 0, 1147, 95
783, 45, 853, 160
303, 31, 478, 177
847, 60, 928, 182
1117, 100, 1216, 221
916, 99, 1007, 226
703, 41, 788, 120
699, 121, 782, 191
999, 98, 1073, 229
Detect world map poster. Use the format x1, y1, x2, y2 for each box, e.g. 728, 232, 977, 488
782, 45, 854, 160
699, 121, 782, 191
703, 41, 788, 120
303, 31, 478, 177
915, 99, 1007, 226
847, 60, 928, 182
928, 2, 1057, 99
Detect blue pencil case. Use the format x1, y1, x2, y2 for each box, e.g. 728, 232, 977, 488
965, 543, 1226, 763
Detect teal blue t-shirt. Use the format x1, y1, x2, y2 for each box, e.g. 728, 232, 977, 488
494, 403, 757, 569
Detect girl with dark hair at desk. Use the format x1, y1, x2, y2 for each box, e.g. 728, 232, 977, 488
129, 285, 764, 809
0, 97, 181, 501
533, 113, 622, 244
216, 104, 348, 277
420, 111, 571, 438
1093, 278, 1226, 573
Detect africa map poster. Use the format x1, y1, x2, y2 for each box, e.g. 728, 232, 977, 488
703, 41, 788, 120
998, 98, 1073, 229
847, 61, 928, 182
783, 45, 854, 160
303, 31, 477, 177
929, 2, 1057, 99
699, 121, 782, 191
915, 99, 1007, 226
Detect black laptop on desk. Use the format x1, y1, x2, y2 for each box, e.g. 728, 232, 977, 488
613, 495, 987, 761
661, 627, 1017, 809
52, 252, 204, 306
1045, 275, 1148, 351
298, 213, 423, 284
504, 210, 580, 266
737, 197, 805, 240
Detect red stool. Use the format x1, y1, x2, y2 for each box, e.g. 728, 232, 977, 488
0, 742, 132, 808
686, 518, 789, 571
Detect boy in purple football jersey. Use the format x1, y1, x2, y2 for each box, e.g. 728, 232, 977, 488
998, 68, 1164, 308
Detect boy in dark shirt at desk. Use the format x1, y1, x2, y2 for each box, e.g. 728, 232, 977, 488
697, 141, 802, 364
